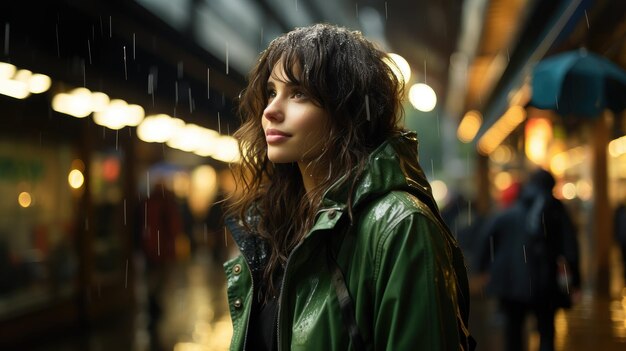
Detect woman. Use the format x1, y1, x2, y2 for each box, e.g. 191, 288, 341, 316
224, 23, 473, 350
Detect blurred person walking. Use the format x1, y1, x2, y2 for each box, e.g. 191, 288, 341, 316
476, 168, 581, 351
139, 180, 185, 350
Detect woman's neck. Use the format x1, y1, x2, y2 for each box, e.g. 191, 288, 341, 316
297, 162, 320, 198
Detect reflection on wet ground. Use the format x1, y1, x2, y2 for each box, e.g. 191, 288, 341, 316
33, 247, 626, 351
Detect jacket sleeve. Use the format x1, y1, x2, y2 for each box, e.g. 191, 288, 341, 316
372, 212, 465, 350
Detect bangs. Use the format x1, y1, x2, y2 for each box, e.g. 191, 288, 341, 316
263, 35, 323, 106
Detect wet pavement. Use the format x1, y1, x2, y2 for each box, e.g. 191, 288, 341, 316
26, 246, 626, 351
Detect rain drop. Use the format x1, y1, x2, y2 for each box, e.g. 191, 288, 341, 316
55, 24, 60, 57
4, 22, 9, 55
385, 2, 388, 21
87, 39, 92, 64
123, 46, 127, 80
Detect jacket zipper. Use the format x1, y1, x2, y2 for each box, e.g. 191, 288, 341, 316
275, 206, 343, 351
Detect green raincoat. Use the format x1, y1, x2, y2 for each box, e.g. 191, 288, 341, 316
225, 132, 472, 350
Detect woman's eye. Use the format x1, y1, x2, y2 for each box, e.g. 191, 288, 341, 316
292, 91, 306, 99
267, 89, 276, 99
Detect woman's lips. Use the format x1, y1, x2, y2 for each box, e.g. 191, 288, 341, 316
266, 129, 291, 144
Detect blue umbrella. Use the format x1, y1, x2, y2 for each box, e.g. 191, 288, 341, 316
529, 49, 626, 117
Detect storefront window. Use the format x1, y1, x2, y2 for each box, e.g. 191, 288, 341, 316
0, 138, 78, 318
90, 150, 125, 283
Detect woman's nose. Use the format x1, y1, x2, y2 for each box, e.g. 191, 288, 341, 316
263, 97, 284, 122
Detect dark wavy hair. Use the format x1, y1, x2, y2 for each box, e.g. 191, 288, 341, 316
227, 23, 404, 298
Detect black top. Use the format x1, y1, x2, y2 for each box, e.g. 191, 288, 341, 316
248, 294, 279, 351
247, 268, 283, 351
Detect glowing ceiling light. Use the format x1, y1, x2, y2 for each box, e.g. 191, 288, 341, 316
125, 104, 145, 126
457, 110, 483, 143
68, 169, 85, 189
0, 78, 29, 99
193, 128, 221, 157
90, 92, 110, 112
384, 53, 411, 85
52, 88, 93, 118
18, 192, 32, 208
211, 136, 241, 163
28, 73, 51, 94
93, 99, 140, 130
430, 180, 448, 205
477, 105, 527, 155
0, 62, 16, 79
408, 83, 437, 112
167, 124, 207, 152
137, 114, 185, 143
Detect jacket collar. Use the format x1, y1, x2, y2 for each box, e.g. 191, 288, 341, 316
321, 131, 440, 220
226, 131, 445, 265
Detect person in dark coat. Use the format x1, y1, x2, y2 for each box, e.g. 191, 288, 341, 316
476, 168, 581, 351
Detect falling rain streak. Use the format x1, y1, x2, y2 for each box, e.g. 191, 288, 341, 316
218, 112, 221, 134
431, 159, 435, 180
385, 2, 388, 20
226, 42, 229, 75
365, 94, 371, 121
4, 23, 9, 55
133, 33, 136, 59
87, 40, 92, 64
123, 46, 127, 80
124, 199, 127, 225
175, 81, 178, 105
146, 171, 150, 198
188, 88, 192, 113
436, 112, 440, 137
56, 24, 60, 57
523, 244, 527, 263
260, 27, 264, 51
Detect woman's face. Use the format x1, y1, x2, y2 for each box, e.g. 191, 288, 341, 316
262, 63, 330, 165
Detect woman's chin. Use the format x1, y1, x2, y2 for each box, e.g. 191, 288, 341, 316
267, 153, 294, 164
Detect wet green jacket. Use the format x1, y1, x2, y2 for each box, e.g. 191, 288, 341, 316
224, 132, 472, 350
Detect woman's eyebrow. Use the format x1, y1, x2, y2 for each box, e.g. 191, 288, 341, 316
266, 79, 299, 89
